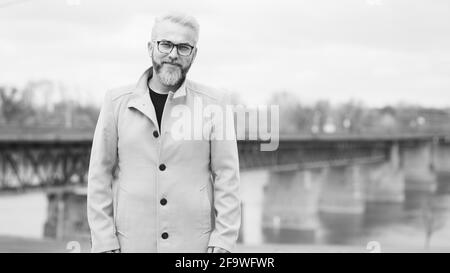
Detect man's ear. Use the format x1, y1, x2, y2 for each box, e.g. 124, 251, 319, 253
191, 47, 198, 62
147, 42, 153, 58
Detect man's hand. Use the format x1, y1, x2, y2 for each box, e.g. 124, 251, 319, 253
207, 247, 229, 253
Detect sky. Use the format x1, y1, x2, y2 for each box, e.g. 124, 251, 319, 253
0, 0, 449, 107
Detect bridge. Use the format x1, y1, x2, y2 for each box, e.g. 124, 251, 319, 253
1, 129, 450, 243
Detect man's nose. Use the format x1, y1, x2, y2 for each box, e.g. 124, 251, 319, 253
168, 46, 179, 59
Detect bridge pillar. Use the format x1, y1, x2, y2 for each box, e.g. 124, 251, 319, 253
239, 170, 270, 244
364, 143, 405, 203
43, 187, 89, 240
319, 165, 365, 214
262, 168, 323, 243
402, 141, 437, 192
433, 141, 450, 177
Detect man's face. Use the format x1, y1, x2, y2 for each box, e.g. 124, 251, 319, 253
149, 21, 197, 87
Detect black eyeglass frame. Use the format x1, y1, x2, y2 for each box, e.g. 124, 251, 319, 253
154, 40, 196, 56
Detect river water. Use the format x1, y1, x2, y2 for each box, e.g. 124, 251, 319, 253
1, 171, 450, 251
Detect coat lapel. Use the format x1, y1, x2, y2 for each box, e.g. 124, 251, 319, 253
126, 67, 189, 132
127, 68, 159, 129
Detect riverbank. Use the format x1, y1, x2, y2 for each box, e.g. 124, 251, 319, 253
1, 236, 448, 253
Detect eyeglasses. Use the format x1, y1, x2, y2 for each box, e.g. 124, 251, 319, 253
155, 40, 195, 57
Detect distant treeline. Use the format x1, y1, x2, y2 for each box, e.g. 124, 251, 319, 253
263, 91, 450, 135
0, 85, 99, 130
1, 85, 450, 135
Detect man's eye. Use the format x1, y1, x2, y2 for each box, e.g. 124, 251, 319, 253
178, 45, 192, 53
159, 42, 172, 49
178, 45, 191, 51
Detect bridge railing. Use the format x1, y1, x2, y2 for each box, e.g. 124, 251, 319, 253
1, 133, 449, 193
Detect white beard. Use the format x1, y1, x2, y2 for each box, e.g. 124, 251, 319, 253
157, 65, 183, 86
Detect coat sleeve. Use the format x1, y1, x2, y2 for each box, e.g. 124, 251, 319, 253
87, 90, 120, 253
208, 93, 241, 252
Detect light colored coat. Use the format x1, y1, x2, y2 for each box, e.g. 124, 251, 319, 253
87, 68, 241, 253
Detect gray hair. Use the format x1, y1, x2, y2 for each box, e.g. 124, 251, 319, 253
151, 12, 200, 45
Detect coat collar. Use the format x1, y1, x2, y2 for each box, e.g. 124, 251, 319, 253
126, 67, 187, 131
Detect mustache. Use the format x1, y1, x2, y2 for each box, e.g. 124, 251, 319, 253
162, 61, 182, 68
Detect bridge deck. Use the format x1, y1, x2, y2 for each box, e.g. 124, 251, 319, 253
1, 128, 449, 192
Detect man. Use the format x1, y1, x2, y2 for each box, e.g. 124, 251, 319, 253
87, 12, 241, 253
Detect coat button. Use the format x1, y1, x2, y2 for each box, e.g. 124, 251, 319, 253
153, 130, 159, 138
159, 164, 166, 171
161, 232, 169, 239
160, 198, 167, 206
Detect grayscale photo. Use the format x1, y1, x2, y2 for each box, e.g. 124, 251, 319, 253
1, 0, 450, 255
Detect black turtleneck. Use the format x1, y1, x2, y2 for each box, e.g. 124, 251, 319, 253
148, 87, 168, 132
